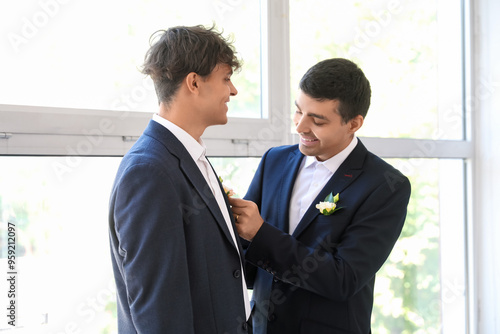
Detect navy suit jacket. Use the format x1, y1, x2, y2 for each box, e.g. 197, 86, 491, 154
109, 120, 249, 334
244, 140, 411, 334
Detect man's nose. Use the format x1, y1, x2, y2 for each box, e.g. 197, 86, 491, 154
229, 82, 238, 96
295, 115, 308, 133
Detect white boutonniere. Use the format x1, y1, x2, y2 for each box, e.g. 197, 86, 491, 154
219, 176, 235, 197
316, 192, 343, 216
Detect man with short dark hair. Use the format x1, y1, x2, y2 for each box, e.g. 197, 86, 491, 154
109, 25, 251, 333
229, 58, 411, 334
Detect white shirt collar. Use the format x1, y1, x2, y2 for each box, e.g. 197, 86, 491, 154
152, 113, 206, 161
303, 136, 358, 174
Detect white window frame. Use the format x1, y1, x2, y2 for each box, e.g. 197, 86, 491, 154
471, 0, 500, 333
0, 0, 291, 158
1, 0, 499, 332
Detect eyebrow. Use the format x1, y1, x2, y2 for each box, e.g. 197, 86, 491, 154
223, 64, 234, 75
294, 101, 329, 121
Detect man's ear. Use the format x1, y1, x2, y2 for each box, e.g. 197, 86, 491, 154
185, 72, 199, 94
349, 115, 364, 133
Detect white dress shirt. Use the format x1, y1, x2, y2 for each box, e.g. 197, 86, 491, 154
289, 136, 358, 234
153, 114, 251, 319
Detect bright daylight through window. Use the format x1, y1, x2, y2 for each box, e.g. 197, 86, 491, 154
0, 0, 262, 118
289, 1, 467, 333
0, 0, 478, 333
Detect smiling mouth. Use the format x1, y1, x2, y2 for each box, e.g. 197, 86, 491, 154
300, 136, 319, 146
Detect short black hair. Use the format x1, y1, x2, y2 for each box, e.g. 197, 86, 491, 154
299, 58, 371, 123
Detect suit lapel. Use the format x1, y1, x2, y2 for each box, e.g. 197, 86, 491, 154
205, 158, 246, 261
144, 121, 238, 250
292, 141, 368, 238
180, 159, 238, 250
278, 148, 305, 232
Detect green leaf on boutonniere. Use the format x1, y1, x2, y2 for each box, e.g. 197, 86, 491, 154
324, 192, 334, 203
324, 192, 339, 203
218, 176, 235, 197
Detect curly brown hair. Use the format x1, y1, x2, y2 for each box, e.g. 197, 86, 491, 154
141, 25, 241, 105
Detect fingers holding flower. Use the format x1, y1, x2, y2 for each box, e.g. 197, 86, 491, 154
224, 185, 235, 197
228, 197, 264, 241
219, 176, 235, 197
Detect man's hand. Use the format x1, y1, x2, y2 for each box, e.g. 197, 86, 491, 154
228, 197, 264, 241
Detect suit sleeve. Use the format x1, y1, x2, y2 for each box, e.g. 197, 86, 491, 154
112, 163, 195, 333
245, 166, 411, 301
241, 149, 270, 288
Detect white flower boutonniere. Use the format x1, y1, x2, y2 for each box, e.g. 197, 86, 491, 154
316, 192, 343, 216
219, 176, 235, 197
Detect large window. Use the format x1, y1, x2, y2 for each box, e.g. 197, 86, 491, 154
372, 159, 467, 333
0, 0, 283, 157
1, 0, 498, 333
0, 157, 259, 333
288, 1, 470, 332
290, 0, 464, 140
0, 157, 120, 333
1, 0, 262, 118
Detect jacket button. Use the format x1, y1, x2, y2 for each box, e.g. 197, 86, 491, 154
233, 269, 241, 278
268, 313, 276, 322
242, 322, 248, 331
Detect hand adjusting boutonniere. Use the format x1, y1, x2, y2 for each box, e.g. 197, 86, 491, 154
218, 176, 235, 197
316, 192, 343, 216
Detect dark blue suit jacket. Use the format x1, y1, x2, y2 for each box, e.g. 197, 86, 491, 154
109, 120, 249, 334
244, 140, 411, 334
